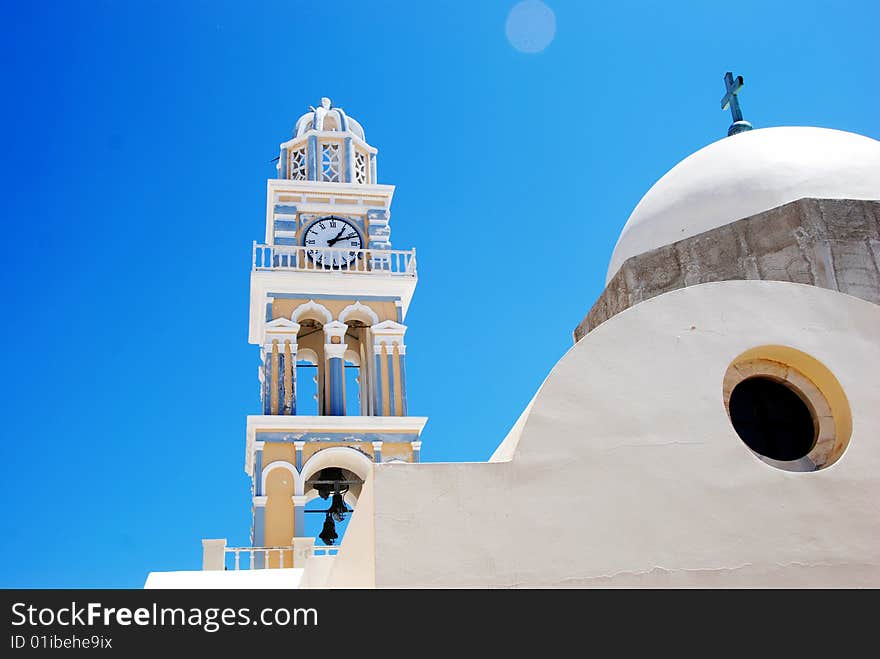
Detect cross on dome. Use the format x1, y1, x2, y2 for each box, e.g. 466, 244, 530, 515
721, 71, 753, 137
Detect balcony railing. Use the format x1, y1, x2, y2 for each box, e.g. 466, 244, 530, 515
253, 242, 416, 276
224, 545, 340, 570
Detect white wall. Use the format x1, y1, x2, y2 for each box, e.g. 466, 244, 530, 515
366, 281, 880, 587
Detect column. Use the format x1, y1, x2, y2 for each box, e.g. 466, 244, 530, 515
343, 136, 354, 183
323, 320, 348, 416
372, 440, 383, 463
372, 322, 407, 417
270, 341, 280, 415
307, 135, 319, 181
292, 495, 307, 539
398, 345, 408, 416
411, 440, 422, 463
282, 339, 298, 415
253, 446, 264, 496
387, 347, 396, 416
279, 146, 288, 179
373, 343, 384, 416
260, 347, 270, 415
253, 496, 267, 568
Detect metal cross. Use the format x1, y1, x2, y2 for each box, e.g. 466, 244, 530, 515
721, 72, 745, 123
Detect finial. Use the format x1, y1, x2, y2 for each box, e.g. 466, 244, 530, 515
721, 72, 753, 137
320, 97, 332, 110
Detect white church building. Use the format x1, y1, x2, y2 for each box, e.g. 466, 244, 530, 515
146, 86, 880, 588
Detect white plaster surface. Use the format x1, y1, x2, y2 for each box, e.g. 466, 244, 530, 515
607, 127, 880, 282
144, 568, 303, 589
367, 281, 880, 587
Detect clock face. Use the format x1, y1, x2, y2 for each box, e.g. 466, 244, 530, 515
302, 217, 363, 268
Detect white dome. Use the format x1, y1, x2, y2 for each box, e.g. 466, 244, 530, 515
606, 126, 880, 283
293, 97, 366, 140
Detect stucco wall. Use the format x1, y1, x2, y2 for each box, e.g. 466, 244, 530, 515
576, 198, 880, 341
369, 281, 880, 587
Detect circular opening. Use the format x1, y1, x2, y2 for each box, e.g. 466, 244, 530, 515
728, 376, 816, 461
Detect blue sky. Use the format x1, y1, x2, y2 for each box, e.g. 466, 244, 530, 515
0, 0, 877, 587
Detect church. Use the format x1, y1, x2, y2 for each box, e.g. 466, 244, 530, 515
145, 76, 880, 588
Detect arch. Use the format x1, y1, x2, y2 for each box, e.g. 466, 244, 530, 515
292, 300, 332, 325
344, 349, 361, 367
301, 446, 373, 487
339, 301, 379, 326
261, 460, 302, 497
305, 488, 359, 507
297, 347, 319, 365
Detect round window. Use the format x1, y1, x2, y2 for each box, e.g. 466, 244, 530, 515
728, 377, 816, 461
722, 347, 852, 472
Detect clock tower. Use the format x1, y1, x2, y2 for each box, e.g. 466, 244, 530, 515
245, 98, 427, 566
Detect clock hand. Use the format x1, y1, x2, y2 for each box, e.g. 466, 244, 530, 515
326, 226, 347, 246
327, 233, 359, 246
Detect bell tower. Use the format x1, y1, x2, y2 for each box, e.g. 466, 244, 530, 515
246, 98, 427, 563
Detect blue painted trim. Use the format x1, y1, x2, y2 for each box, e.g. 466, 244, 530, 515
387, 353, 396, 416
336, 108, 349, 131
413, 447, 421, 463
295, 445, 303, 471
274, 237, 298, 246
253, 506, 265, 548
307, 135, 318, 181
366, 209, 389, 219
370, 153, 377, 183
265, 300, 273, 322
290, 354, 296, 414
374, 353, 383, 416
255, 431, 421, 443
398, 354, 407, 416
373, 445, 382, 462
396, 306, 402, 323
294, 505, 305, 537
273, 220, 297, 231
273, 204, 298, 215
280, 148, 288, 179
344, 136, 353, 183
254, 450, 264, 495
329, 357, 344, 416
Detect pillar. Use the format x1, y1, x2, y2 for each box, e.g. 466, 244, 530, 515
398, 345, 408, 416
373, 344, 384, 416
323, 320, 348, 416
344, 136, 354, 183
270, 341, 280, 415
260, 347, 270, 415
252, 496, 267, 568
292, 495, 308, 538
282, 339, 297, 415
279, 146, 288, 179
411, 440, 422, 463
254, 447, 264, 496
372, 440, 383, 463
387, 347, 396, 416
307, 135, 318, 181
202, 539, 226, 571
372, 322, 407, 417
